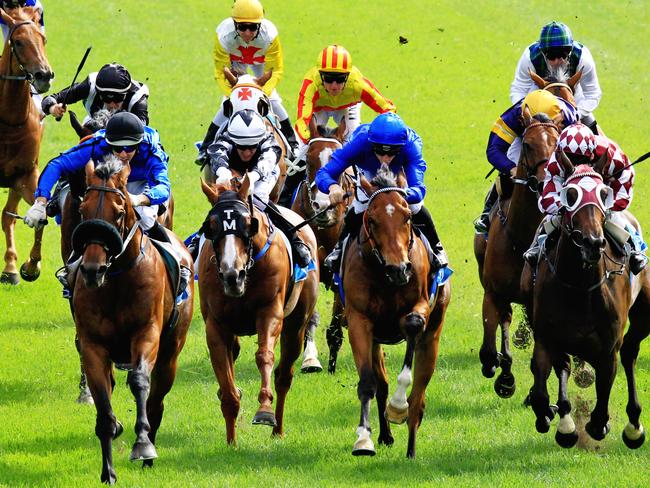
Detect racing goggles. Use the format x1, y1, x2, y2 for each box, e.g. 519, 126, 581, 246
543, 47, 572, 60
235, 143, 259, 151
99, 91, 126, 103
109, 144, 138, 154
320, 72, 349, 84
236, 22, 260, 33
372, 143, 402, 157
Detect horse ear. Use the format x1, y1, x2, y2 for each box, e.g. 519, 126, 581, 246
238, 172, 252, 200
24, 6, 41, 24
257, 97, 270, 116
69, 111, 86, 138
222, 99, 233, 118
360, 175, 373, 196
200, 178, 220, 204
223, 67, 238, 87
335, 119, 347, 142
0, 9, 14, 27
255, 69, 273, 87
396, 169, 407, 189
567, 69, 583, 90
558, 150, 575, 176
529, 69, 547, 89
522, 106, 533, 126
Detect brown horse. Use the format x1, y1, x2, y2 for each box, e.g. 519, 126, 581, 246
290, 120, 353, 373
342, 169, 450, 458
0, 6, 52, 284
198, 174, 319, 445
72, 157, 193, 484
529, 160, 650, 448
474, 107, 563, 398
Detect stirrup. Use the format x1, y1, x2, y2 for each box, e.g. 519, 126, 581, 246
473, 214, 489, 233
523, 246, 540, 266
292, 238, 311, 268
629, 253, 648, 275
324, 246, 341, 272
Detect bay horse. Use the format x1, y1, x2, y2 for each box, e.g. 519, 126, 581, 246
342, 168, 450, 458
473, 76, 578, 397
0, 6, 52, 284
73, 156, 193, 484
529, 158, 650, 448
290, 119, 353, 373
198, 173, 319, 445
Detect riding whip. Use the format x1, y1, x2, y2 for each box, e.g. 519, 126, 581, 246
55, 46, 92, 121
610, 150, 650, 178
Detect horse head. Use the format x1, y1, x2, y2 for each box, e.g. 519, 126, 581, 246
557, 152, 612, 265
74, 155, 134, 288
529, 67, 581, 108
200, 173, 261, 297
0, 7, 52, 93
222, 67, 271, 118
518, 110, 562, 194
359, 166, 413, 286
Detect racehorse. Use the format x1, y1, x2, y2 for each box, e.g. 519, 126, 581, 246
0, 6, 52, 284
290, 120, 353, 373
198, 174, 319, 445
342, 168, 450, 458
72, 156, 193, 483
528, 157, 650, 448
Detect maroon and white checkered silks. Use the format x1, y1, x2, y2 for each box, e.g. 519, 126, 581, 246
558, 123, 595, 158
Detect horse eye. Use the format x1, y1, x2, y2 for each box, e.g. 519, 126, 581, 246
566, 187, 579, 207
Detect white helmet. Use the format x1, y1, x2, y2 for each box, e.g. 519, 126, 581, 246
228, 109, 267, 146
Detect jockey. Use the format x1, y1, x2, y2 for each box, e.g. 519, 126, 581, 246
280, 44, 396, 207
197, 0, 298, 165
474, 89, 579, 233
315, 112, 448, 273
511, 21, 602, 133
0, 0, 44, 40
41, 62, 149, 127
206, 109, 311, 268
523, 123, 647, 275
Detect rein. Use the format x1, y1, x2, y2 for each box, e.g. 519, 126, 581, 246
0, 21, 38, 82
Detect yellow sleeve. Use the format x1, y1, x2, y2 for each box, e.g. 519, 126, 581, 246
295, 72, 320, 143
263, 37, 283, 96
213, 36, 233, 96
357, 74, 396, 114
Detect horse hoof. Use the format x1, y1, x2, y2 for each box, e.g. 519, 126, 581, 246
0, 272, 19, 285
385, 402, 408, 425
555, 429, 579, 448
129, 441, 158, 461
352, 438, 376, 456
378, 433, 394, 446
217, 386, 242, 401
301, 357, 323, 373
114, 421, 124, 440
143, 459, 154, 468
481, 363, 497, 378
252, 410, 277, 427
76, 387, 94, 405
622, 425, 646, 449
585, 421, 610, 441
494, 372, 516, 398
20, 262, 40, 282
100, 471, 117, 485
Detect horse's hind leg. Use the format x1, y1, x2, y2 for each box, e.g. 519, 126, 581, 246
1, 189, 21, 284
530, 339, 557, 434
301, 310, 323, 373
479, 292, 504, 379
326, 293, 345, 374
127, 359, 158, 462
554, 353, 578, 448
372, 344, 394, 447
494, 303, 515, 398
18, 172, 43, 282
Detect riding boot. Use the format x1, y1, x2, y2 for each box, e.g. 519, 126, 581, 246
146, 221, 171, 243
629, 250, 648, 275
279, 117, 299, 157
266, 201, 311, 268
178, 265, 192, 298
186, 233, 201, 262
195, 122, 220, 167
412, 206, 448, 271
473, 182, 498, 233
324, 209, 364, 273
56, 253, 81, 298
278, 169, 305, 208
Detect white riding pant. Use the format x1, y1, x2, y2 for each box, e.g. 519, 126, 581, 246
296, 103, 361, 154
126, 180, 166, 231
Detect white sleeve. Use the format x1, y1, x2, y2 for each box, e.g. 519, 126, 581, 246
510, 47, 536, 104
575, 46, 602, 116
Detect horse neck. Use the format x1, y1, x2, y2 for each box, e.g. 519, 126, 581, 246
505, 183, 542, 237
0, 43, 31, 125
554, 229, 606, 288
118, 203, 144, 266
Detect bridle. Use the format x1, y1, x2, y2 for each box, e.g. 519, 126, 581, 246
513, 121, 560, 194
0, 20, 43, 82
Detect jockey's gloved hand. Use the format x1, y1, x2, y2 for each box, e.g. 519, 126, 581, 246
328, 184, 345, 206
195, 150, 209, 167
216, 167, 232, 184
24, 200, 47, 229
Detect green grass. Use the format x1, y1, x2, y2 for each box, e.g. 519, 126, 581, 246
1, 0, 650, 486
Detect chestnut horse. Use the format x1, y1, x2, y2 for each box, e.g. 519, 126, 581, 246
342, 169, 450, 458
529, 160, 650, 448
291, 120, 353, 373
73, 157, 193, 484
0, 6, 52, 284
198, 174, 319, 445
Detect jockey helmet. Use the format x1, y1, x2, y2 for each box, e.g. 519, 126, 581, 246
521, 90, 562, 120
317, 45, 352, 73
232, 0, 264, 23
1, 1, 27, 7
96, 63, 132, 94
368, 113, 408, 147
228, 109, 267, 146
105, 112, 144, 146
558, 123, 595, 159
539, 21, 573, 51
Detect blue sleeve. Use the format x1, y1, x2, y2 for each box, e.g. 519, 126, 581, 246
142, 136, 170, 205
486, 133, 516, 173
316, 138, 363, 193
35, 143, 95, 199
402, 135, 427, 204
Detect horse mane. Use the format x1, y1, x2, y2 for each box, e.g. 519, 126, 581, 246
94, 153, 124, 179
316, 126, 338, 138
370, 165, 399, 189
546, 64, 569, 84
532, 113, 552, 123
85, 108, 112, 133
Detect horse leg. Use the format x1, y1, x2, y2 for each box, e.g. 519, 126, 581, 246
326, 294, 345, 374
585, 353, 616, 441
252, 307, 282, 427
206, 317, 239, 445
494, 303, 516, 398
75, 335, 94, 405
372, 343, 393, 447
554, 353, 578, 448
479, 291, 502, 379
300, 310, 323, 373
530, 339, 556, 434
620, 299, 650, 449
348, 309, 376, 456
18, 173, 43, 282
1, 188, 21, 284
127, 358, 158, 462
83, 344, 123, 485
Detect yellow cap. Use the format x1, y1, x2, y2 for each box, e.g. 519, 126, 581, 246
232, 0, 264, 23
521, 89, 562, 119
317, 45, 352, 73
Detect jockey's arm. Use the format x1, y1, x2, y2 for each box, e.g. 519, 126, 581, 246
130, 96, 150, 125
575, 46, 602, 117
295, 72, 319, 143
538, 156, 565, 215
140, 151, 170, 206
357, 74, 396, 114
315, 139, 359, 195
34, 142, 96, 200
207, 136, 233, 175
262, 36, 283, 96
510, 47, 535, 105
41, 77, 92, 117
213, 38, 234, 96
486, 105, 521, 173
486, 133, 516, 173
599, 144, 634, 212
252, 136, 282, 181
402, 137, 427, 204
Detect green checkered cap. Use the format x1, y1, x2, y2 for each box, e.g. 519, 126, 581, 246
539, 21, 573, 50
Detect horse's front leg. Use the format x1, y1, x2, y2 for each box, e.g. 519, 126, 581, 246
326, 292, 345, 374
347, 308, 376, 456
530, 338, 556, 434
252, 303, 283, 427
372, 343, 393, 447
585, 352, 617, 441
18, 170, 43, 282
553, 353, 578, 448
1, 188, 21, 284
494, 302, 515, 398
479, 291, 504, 379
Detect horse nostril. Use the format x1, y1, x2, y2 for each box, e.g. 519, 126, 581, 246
312, 201, 320, 210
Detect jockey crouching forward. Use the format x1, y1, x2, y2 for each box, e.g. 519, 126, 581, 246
316, 112, 448, 274
206, 109, 311, 268
279, 44, 396, 207
524, 123, 647, 274
474, 89, 579, 233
